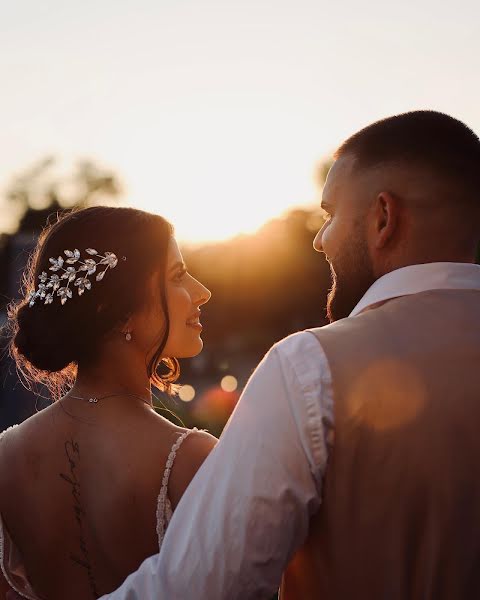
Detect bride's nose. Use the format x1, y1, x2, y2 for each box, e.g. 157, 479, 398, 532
194, 279, 211, 306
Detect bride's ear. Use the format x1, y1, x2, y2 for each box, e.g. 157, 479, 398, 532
118, 314, 134, 338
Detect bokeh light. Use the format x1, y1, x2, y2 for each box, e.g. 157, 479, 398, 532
220, 375, 238, 393
192, 386, 240, 427
179, 384, 196, 402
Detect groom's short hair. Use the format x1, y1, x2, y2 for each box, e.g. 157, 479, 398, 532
336, 110, 480, 203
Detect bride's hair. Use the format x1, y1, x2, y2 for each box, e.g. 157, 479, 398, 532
4, 205, 179, 401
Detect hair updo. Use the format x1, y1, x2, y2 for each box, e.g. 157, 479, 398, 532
5, 206, 179, 400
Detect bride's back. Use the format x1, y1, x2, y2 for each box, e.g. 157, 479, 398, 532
0, 205, 214, 598
0, 400, 214, 599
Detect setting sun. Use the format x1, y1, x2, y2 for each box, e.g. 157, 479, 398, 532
114, 109, 323, 243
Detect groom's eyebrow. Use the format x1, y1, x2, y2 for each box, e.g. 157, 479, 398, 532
321, 200, 333, 213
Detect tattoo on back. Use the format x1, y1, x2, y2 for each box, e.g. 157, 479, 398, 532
59, 439, 100, 598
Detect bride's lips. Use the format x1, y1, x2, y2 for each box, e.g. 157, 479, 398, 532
186, 311, 202, 331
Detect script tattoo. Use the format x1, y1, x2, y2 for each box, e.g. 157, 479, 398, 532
59, 439, 99, 598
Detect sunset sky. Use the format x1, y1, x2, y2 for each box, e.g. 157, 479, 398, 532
1, 0, 479, 242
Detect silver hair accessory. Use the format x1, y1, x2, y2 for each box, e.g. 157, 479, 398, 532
27, 248, 126, 307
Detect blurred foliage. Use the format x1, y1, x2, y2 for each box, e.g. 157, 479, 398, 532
6, 156, 121, 233
183, 206, 330, 354
0, 156, 122, 312
0, 156, 332, 433
173, 205, 332, 435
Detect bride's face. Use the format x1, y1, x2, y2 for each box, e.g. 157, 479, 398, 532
133, 238, 211, 360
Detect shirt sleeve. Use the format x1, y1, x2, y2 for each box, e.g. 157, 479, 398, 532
101, 331, 333, 600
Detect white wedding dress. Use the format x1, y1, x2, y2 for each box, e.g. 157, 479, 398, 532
0, 424, 198, 600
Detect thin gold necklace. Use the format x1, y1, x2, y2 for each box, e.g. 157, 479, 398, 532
67, 391, 153, 407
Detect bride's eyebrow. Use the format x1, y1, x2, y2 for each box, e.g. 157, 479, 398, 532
168, 261, 186, 274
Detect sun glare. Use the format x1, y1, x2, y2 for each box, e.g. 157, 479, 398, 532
116, 108, 320, 245
127, 161, 317, 244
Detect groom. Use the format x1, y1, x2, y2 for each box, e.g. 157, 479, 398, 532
104, 110, 480, 599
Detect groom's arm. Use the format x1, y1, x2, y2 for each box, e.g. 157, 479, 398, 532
103, 331, 332, 600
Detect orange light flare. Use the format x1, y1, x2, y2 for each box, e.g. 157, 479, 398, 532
192, 385, 240, 425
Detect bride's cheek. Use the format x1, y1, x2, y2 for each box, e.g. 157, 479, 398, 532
166, 290, 181, 324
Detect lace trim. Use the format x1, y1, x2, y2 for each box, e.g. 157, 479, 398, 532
0, 424, 19, 443
0, 425, 37, 600
156, 427, 198, 549
0, 516, 38, 600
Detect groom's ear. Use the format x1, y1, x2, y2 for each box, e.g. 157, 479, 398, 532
372, 191, 400, 249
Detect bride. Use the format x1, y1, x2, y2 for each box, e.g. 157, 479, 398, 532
0, 206, 216, 599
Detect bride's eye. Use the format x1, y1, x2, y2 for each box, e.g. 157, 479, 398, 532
172, 268, 187, 283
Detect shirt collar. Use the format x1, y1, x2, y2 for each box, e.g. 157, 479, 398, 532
350, 262, 480, 318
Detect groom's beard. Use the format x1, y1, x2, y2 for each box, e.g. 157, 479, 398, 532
326, 231, 376, 323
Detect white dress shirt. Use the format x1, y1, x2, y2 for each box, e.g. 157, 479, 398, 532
103, 262, 480, 600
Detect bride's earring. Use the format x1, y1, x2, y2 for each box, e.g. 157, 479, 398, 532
125, 331, 132, 342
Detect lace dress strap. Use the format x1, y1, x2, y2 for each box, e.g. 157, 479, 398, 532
0, 425, 41, 600
0, 424, 19, 442
0, 514, 40, 600
156, 427, 198, 548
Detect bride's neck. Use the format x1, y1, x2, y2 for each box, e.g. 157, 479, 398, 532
72, 355, 152, 401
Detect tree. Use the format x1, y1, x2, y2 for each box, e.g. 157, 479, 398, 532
0, 157, 122, 310
5, 157, 122, 234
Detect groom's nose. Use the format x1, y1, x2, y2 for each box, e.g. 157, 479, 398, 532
313, 227, 324, 252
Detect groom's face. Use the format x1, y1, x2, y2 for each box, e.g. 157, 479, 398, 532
314, 155, 376, 322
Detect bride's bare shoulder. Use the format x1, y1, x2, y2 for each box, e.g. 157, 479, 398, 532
159, 425, 217, 508
173, 426, 217, 463
0, 404, 60, 457
147, 408, 216, 449
0, 421, 23, 463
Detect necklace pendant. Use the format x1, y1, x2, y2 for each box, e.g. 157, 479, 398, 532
88, 397, 99, 404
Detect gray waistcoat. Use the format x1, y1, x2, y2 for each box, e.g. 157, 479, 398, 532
281, 289, 480, 599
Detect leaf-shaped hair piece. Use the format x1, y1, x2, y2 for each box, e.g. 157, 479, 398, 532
28, 248, 125, 308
